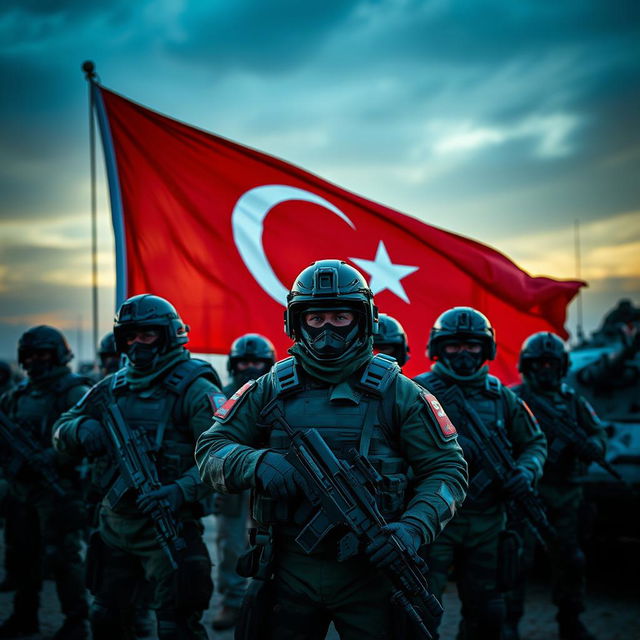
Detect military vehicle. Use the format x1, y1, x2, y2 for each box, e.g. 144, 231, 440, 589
566, 299, 640, 578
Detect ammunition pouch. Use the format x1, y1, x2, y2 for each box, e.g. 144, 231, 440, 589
497, 529, 523, 592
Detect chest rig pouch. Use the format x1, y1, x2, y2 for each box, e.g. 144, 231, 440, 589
108, 359, 215, 494
424, 373, 507, 505
253, 354, 408, 529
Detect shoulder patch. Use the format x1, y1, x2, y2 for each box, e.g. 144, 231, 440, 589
519, 399, 540, 427
207, 391, 227, 414
420, 390, 457, 439
214, 380, 256, 422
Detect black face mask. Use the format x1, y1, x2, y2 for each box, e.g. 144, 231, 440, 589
127, 342, 160, 370
232, 366, 267, 387
303, 321, 358, 360
443, 351, 484, 376
527, 361, 562, 391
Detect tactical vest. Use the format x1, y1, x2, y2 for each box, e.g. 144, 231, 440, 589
513, 383, 585, 483
253, 354, 409, 528
417, 371, 507, 509
8, 372, 90, 444
99, 359, 218, 500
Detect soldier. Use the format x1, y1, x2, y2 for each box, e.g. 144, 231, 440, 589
413, 307, 547, 640
195, 259, 468, 640
52, 294, 225, 640
98, 331, 121, 378
211, 333, 276, 631
509, 332, 607, 640
372, 313, 410, 369
0, 326, 91, 639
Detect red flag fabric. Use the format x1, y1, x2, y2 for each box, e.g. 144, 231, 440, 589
95, 85, 583, 382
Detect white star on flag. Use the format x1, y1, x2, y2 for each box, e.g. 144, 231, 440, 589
350, 240, 419, 303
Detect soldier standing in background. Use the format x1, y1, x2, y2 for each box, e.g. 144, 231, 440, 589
211, 333, 276, 632
372, 313, 410, 370
509, 332, 607, 640
196, 260, 468, 639
98, 331, 122, 378
53, 295, 225, 640
0, 327, 91, 639
414, 307, 547, 640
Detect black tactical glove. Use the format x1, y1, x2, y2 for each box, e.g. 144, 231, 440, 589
572, 438, 603, 462
366, 521, 423, 569
503, 466, 534, 500
136, 484, 185, 514
255, 451, 307, 500
78, 419, 108, 456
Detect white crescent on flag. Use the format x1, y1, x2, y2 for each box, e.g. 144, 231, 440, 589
231, 185, 356, 305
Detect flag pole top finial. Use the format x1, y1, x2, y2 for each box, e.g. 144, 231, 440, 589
82, 60, 96, 81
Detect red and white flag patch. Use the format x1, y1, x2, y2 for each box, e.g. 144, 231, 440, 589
422, 391, 457, 437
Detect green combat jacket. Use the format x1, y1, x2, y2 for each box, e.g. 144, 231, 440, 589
196, 354, 468, 547
512, 382, 607, 484
53, 351, 224, 523
414, 363, 547, 512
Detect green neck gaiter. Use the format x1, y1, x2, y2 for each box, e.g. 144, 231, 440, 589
289, 337, 374, 385
125, 348, 189, 391
433, 360, 489, 387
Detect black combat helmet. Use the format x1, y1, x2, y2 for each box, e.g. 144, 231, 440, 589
518, 331, 568, 390
285, 259, 378, 361
98, 332, 117, 357
113, 295, 188, 369
428, 307, 495, 376
227, 333, 276, 374
18, 325, 73, 367
373, 313, 410, 367
518, 332, 568, 375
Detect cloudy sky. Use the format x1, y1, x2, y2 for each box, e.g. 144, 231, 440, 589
1, 0, 638, 365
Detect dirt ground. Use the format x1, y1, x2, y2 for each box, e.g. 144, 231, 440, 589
1, 517, 638, 640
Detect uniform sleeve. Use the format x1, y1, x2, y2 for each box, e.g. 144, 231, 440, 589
576, 395, 608, 455
195, 379, 273, 494
172, 377, 226, 502
504, 388, 547, 483
51, 391, 95, 457
395, 377, 468, 545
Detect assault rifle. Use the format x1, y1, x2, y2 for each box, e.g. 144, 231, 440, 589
94, 395, 186, 570
267, 402, 442, 640
437, 385, 556, 549
518, 391, 622, 482
0, 407, 65, 497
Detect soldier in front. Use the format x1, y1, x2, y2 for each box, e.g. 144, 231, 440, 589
196, 259, 468, 640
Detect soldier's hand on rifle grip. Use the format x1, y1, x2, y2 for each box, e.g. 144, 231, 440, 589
256, 451, 307, 500
137, 484, 185, 514
503, 466, 534, 500
366, 522, 422, 569
572, 438, 603, 462
78, 418, 108, 456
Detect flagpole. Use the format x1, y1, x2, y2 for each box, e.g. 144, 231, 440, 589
574, 219, 585, 345
82, 61, 99, 364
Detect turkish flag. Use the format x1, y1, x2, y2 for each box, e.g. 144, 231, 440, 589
95, 85, 583, 382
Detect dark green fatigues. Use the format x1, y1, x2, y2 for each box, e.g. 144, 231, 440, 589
414, 363, 547, 640
508, 382, 607, 624
0, 366, 90, 628
53, 351, 225, 640
196, 354, 468, 640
